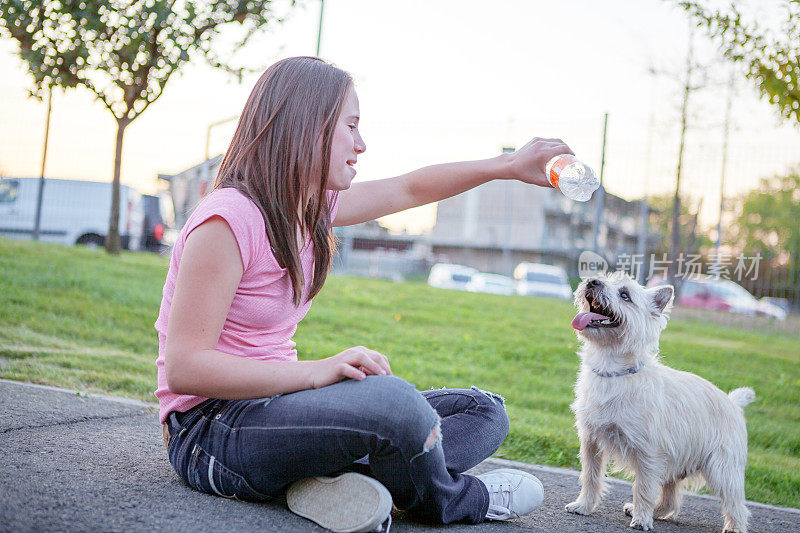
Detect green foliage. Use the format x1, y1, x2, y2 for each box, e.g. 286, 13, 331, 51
0, 0, 290, 253
0, 0, 286, 120
731, 169, 800, 297
677, 0, 800, 124
734, 171, 800, 253
1, 237, 799, 507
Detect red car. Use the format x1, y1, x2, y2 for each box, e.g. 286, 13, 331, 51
648, 276, 761, 316
676, 279, 732, 311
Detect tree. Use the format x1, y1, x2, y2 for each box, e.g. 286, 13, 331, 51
674, 1, 799, 301
676, 0, 800, 125
656, 24, 715, 294
0, 0, 290, 254
730, 170, 800, 300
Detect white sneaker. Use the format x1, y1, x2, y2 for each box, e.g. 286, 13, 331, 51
286, 472, 393, 532
477, 468, 544, 520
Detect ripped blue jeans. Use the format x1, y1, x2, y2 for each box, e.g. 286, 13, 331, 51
163, 375, 509, 524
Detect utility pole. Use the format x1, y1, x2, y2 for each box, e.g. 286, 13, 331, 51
32, 85, 52, 241
316, 0, 325, 56
592, 112, 609, 254
644, 64, 658, 199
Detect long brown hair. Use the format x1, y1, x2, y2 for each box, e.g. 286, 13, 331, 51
213, 57, 351, 305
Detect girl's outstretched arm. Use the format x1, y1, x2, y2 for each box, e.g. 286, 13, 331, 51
333, 137, 573, 227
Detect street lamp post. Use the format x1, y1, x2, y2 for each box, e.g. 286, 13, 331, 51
32, 85, 52, 241
205, 116, 239, 161
591, 112, 609, 254
202, 116, 239, 190
316, 0, 325, 56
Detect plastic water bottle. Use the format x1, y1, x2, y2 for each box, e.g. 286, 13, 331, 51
545, 154, 600, 202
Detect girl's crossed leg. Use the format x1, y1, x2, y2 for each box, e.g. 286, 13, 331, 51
165, 375, 509, 524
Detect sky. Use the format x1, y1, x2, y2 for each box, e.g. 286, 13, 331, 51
1, 0, 798, 233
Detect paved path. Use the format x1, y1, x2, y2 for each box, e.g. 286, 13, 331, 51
2, 379, 798, 532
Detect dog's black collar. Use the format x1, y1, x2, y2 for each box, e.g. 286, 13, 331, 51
589, 363, 643, 377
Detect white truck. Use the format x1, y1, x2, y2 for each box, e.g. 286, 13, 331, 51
0, 177, 144, 250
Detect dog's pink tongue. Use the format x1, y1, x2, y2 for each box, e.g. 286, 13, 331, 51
572, 312, 610, 331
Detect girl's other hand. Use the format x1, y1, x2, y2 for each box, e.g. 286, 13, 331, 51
308, 346, 392, 389
508, 137, 575, 188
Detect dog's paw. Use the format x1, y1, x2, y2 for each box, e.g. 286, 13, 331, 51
654, 508, 677, 521
624, 502, 634, 517
629, 516, 654, 531
565, 500, 592, 515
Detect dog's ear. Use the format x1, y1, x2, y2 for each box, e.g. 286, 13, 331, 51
650, 285, 674, 315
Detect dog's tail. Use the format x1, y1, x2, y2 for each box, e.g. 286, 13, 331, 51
728, 387, 756, 408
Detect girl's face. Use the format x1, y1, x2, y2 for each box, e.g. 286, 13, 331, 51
327, 86, 366, 191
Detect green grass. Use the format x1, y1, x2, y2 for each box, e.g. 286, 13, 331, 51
2, 237, 799, 508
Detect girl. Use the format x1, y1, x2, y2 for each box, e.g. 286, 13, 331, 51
156, 56, 574, 532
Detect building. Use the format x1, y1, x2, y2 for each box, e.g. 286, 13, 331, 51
429, 179, 652, 277
159, 157, 431, 280
160, 158, 655, 280
158, 156, 222, 228
333, 222, 431, 281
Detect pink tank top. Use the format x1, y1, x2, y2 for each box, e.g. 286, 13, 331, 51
153, 187, 339, 423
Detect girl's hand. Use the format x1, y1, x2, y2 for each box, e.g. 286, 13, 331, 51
507, 137, 575, 187
308, 346, 393, 389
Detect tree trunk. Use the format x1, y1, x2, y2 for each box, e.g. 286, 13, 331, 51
667, 132, 686, 292
106, 118, 129, 255
686, 201, 702, 257
667, 190, 683, 288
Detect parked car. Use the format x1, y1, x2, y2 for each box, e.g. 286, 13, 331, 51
672, 277, 732, 312
466, 272, 516, 295
141, 193, 175, 253
648, 275, 785, 319
757, 298, 789, 320
427, 263, 477, 291
0, 177, 144, 250
514, 262, 573, 300
759, 297, 791, 317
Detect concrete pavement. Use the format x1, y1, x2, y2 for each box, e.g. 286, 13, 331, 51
2, 378, 798, 532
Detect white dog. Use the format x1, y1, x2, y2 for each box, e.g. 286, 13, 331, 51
565, 272, 755, 532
